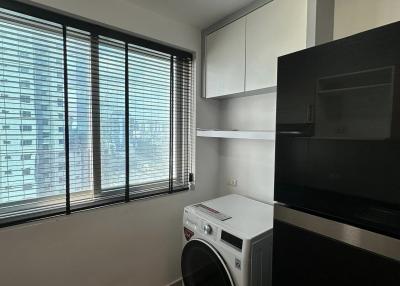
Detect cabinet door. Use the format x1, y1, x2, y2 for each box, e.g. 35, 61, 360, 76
245, 0, 308, 91
205, 18, 246, 98
273, 219, 400, 286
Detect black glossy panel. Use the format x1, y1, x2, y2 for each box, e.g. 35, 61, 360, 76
272, 220, 400, 286
275, 21, 400, 238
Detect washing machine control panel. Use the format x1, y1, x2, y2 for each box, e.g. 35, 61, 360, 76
185, 217, 197, 231
200, 220, 218, 240
202, 223, 212, 235
184, 208, 218, 240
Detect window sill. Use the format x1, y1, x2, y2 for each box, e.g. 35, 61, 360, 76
0, 185, 190, 229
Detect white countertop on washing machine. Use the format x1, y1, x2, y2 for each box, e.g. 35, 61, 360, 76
187, 194, 274, 239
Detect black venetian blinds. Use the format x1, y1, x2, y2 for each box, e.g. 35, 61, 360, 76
0, 8, 66, 219
0, 2, 193, 225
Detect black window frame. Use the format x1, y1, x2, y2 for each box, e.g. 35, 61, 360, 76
0, 0, 194, 227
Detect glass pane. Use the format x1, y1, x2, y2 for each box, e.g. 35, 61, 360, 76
67, 28, 93, 197
128, 47, 170, 188
0, 9, 65, 218
99, 38, 125, 190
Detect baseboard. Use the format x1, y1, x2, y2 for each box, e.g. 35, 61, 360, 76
166, 277, 182, 286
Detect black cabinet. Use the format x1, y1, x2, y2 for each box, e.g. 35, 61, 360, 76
272, 219, 400, 286
276, 51, 317, 126
275, 21, 400, 238
276, 22, 400, 139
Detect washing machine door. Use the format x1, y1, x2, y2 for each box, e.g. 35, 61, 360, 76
181, 239, 234, 286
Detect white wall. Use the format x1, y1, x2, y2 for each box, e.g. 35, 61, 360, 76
334, 0, 400, 39
0, 1, 220, 285
217, 93, 276, 204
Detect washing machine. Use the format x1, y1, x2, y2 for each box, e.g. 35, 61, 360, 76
181, 194, 274, 286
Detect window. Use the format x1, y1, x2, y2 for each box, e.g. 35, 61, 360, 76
0, 2, 193, 226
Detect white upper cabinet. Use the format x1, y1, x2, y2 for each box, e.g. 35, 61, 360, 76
204, 0, 311, 98
205, 18, 246, 98
245, 0, 308, 91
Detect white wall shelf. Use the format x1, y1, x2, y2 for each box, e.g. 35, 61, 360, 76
197, 130, 275, 140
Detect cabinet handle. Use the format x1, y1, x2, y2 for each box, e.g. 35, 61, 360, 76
278, 131, 303, 135
307, 104, 314, 123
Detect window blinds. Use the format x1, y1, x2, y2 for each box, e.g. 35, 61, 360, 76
0, 2, 193, 225
129, 45, 172, 193
0, 8, 66, 219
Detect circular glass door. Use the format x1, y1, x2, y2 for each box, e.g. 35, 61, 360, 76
181, 239, 233, 286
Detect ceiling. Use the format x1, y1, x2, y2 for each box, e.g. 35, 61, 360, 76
126, 0, 255, 29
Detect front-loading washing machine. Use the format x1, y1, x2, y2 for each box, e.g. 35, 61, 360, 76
181, 194, 273, 286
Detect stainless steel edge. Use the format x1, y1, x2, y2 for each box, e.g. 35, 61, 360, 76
274, 204, 400, 261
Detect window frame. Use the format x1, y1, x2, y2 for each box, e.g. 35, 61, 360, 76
0, 0, 194, 227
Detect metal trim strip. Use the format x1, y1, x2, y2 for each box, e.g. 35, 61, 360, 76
274, 204, 400, 261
